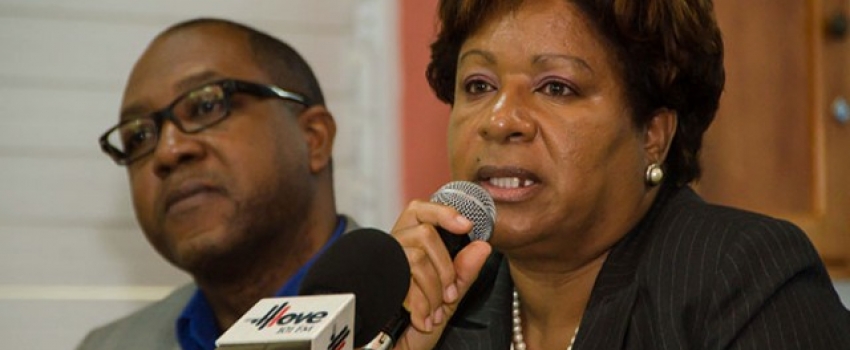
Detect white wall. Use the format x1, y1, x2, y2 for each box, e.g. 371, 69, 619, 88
0, 1, 399, 348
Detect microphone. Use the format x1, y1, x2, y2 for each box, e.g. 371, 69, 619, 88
429, 180, 496, 258
298, 228, 411, 347
364, 181, 496, 350
216, 228, 410, 350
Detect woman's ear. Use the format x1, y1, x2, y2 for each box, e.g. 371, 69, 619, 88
298, 105, 337, 174
644, 108, 677, 163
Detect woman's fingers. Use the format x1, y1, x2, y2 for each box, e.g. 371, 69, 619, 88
452, 241, 493, 301
390, 200, 474, 333
392, 240, 494, 350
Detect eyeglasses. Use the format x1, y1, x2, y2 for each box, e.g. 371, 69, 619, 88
99, 79, 310, 165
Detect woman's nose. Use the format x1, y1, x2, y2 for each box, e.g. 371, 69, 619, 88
478, 91, 537, 143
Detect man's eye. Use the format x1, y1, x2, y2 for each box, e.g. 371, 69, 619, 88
464, 80, 495, 95
121, 125, 156, 153
189, 97, 226, 118
183, 86, 227, 120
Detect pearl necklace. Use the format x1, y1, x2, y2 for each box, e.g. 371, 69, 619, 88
511, 289, 579, 350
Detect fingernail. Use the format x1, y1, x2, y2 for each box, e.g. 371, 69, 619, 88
445, 283, 458, 303
433, 307, 444, 325
457, 215, 471, 226
424, 315, 433, 332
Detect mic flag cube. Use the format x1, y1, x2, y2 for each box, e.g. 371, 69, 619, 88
216, 294, 355, 350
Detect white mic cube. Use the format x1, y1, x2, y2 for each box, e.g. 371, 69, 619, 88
216, 294, 355, 350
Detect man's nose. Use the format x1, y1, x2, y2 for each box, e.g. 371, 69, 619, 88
150, 120, 205, 178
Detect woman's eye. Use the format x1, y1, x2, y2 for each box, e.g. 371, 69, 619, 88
464, 79, 495, 95
539, 81, 575, 97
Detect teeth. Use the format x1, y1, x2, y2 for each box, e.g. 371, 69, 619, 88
488, 177, 535, 189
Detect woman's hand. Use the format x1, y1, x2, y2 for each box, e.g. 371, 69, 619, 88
390, 199, 492, 350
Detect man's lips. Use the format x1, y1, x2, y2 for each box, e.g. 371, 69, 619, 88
163, 181, 225, 213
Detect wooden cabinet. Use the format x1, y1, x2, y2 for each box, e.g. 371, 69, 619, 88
699, 0, 850, 277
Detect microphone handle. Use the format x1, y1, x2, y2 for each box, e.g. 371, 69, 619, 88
362, 309, 411, 350
363, 226, 471, 349
438, 227, 471, 259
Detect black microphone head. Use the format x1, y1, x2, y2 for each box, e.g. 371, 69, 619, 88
430, 181, 496, 242
298, 228, 410, 347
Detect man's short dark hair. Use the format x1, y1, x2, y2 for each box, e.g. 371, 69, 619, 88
164, 17, 326, 106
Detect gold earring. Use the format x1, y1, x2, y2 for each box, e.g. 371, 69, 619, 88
645, 163, 664, 186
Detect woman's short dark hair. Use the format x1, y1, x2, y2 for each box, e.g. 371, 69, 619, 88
427, 0, 725, 186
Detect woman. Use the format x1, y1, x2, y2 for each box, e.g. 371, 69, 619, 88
388, 0, 850, 349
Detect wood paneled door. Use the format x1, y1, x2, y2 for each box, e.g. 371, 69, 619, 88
700, 0, 850, 277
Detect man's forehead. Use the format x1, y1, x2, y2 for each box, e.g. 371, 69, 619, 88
129, 25, 252, 84
119, 25, 261, 117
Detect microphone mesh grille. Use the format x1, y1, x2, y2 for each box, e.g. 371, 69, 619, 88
430, 181, 496, 242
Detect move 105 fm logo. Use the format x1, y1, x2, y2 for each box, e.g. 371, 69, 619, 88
246, 301, 352, 349
248, 302, 329, 332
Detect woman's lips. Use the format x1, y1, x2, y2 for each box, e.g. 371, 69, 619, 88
486, 177, 537, 189
476, 166, 541, 202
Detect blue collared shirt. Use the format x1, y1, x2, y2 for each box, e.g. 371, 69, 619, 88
176, 216, 347, 350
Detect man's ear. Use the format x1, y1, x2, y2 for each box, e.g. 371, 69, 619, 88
644, 108, 677, 164
298, 105, 337, 174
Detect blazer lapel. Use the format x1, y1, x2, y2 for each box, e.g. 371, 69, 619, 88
438, 253, 512, 350
575, 185, 678, 350
575, 232, 644, 350
574, 281, 639, 349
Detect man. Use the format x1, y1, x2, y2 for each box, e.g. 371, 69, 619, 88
77, 18, 355, 350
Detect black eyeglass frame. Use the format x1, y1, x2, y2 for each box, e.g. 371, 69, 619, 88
99, 79, 310, 165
